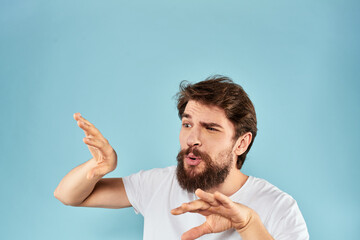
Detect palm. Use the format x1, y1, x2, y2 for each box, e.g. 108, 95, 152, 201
74, 113, 117, 178
87, 142, 115, 163
204, 213, 233, 233
198, 202, 248, 233
88, 144, 101, 161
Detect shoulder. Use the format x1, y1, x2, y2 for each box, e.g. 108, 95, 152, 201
122, 166, 178, 215
240, 176, 298, 219
123, 166, 176, 186
248, 177, 309, 239
247, 176, 295, 204
130, 165, 176, 177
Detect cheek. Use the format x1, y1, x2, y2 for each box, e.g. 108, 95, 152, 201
179, 130, 186, 148
204, 137, 223, 150
208, 141, 233, 157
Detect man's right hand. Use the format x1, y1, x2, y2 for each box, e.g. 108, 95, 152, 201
54, 113, 129, 208
73, 113, 117, 180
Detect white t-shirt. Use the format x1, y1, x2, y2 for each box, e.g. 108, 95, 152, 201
123, 166, 309, 240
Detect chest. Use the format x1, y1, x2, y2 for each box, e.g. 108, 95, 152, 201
142, 183, 241, 240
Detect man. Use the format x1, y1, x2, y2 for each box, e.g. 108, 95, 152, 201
54, 76, 309, 240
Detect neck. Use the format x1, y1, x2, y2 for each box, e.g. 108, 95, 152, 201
208, 167, 248, 196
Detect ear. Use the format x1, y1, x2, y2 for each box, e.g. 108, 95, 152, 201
234, 132, 252, 156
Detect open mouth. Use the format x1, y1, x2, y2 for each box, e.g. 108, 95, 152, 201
185, 153, 202, 166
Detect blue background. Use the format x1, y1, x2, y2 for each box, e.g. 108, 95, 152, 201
1, 0, 359, 239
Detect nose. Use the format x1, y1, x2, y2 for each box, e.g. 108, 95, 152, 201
186, 127, 202, 148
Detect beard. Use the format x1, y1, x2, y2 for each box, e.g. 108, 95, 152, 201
176, 147, 234, 193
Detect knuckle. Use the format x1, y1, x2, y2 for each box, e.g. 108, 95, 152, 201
97, 140, 104, 148
181, 203, 188, 209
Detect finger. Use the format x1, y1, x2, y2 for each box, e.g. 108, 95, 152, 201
214, 191, 234, 208
83, 137, 105, 149
74, 113, 104, 138
190, 209, 213, 216
171, 200, 210, 215
195, 189, 220, 207
73, 112, 92, 126
78, 120, 102, 137
181, 222, 212, 240
73, 112, 82, 121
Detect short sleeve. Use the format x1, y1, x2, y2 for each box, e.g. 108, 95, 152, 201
122, 167, 175, 216
270, 197, 309, 240
122, 170, 146, 215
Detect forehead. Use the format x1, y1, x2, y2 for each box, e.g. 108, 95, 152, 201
183, 101, 233, 128
183, 100, 224, 117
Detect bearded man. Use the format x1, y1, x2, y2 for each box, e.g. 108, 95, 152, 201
54, 76, 309, 240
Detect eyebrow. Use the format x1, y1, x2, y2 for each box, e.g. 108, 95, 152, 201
181, 113, 191, 119
181, 113, 224, 129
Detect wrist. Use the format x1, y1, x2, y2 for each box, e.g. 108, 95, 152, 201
235, 210, 257, 233
236, 211, 274, 240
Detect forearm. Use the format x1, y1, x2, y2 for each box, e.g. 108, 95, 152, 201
54, 158, 103, 206
237, 212, 274, 240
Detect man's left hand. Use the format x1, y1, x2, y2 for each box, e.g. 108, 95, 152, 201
171, 189, 254, 240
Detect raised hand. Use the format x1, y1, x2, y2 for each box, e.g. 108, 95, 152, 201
171, 189, 253, 240
74, 113, 117, 180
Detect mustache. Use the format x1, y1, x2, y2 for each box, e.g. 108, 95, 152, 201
177, 147, 212, 164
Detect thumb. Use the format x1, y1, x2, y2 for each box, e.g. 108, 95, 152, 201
181, 222, 212, 240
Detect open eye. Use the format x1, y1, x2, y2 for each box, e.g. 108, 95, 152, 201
207, 127, 218, 132
183, 123, 192, 128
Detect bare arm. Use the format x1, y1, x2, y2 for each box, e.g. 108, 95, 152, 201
54, 113, 131, 209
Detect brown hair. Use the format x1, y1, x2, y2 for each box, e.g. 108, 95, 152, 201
176, 75, 257, 169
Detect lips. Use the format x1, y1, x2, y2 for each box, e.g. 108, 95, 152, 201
185, 153, 202, 166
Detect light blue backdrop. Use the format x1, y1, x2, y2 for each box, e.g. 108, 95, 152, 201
1, 0, 359, 239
